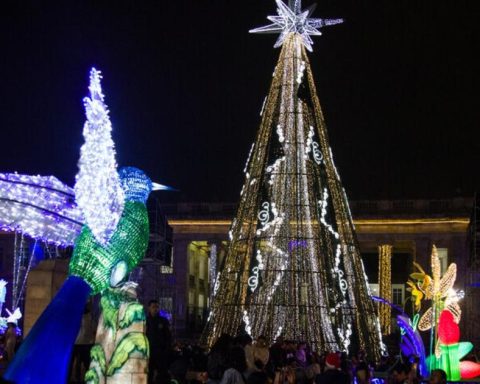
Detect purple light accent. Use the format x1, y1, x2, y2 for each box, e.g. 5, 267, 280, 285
371, 295, 406, 316
0, 173, 83, 246
397, 314, 428, 377
288, 239, 308, 251
159, 310, 172, 322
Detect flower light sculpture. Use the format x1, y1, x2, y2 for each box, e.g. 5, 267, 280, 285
407, 245, 480, 380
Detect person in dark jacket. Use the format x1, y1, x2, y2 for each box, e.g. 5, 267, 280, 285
146, 299, 172, 384
315, 353, 349, 384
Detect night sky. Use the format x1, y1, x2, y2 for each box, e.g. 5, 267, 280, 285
1, 1, 479, 203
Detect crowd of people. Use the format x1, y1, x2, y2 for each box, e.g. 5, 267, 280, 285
146, 307, 448, 384
0, 299, 451, 384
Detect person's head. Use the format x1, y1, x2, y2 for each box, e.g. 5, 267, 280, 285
392, 363, 410, 383
148, 299, 160, 316
242, 334, 253, 347
256, 335, 268, 347
325, 352, 341, 371
247, 371, 269, 384
355, 362, 370, 383
429, 369, 447, 384
169, 358, 189, 384
211, 333, 233, 353
227, 346, 247, 372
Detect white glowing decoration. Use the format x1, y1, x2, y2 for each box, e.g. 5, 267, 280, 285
274, 326, 283, 341
276, 124, 285, 143
213, 272, 221, 296
210, 244, 217, 297
0, 280, 6, 315
249, 0, 343, 52
304, 126, 323, 164
257, 202, 285, 236
329, 147, 341, 181
258, 202, 271, 226
243, 310, 252, 336
248, 250, 265, 293
296, 60, 306, 84
318, 189, 339, 239
338, 323, 352, 352
248, 267, 261, 293
5, 308, 22, 324
244, 143, 255, 174
267, 156, 286, 185
0, 280, 22, 333
312, 142, 323, 164
260, 97, 268, 116
0, 173, 83, 246
110, 260, 128, 287
305, 126, 314, 157
74, 68, 124, 245
342, 188, 355, 228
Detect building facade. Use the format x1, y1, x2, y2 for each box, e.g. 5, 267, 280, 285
153, 198, 474, 342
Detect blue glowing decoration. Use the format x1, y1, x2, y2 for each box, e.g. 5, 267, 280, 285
5, 276, 91, 383
118, 167, 153, 204
397, 314, 428, 377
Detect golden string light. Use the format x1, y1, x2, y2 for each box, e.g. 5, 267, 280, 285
202, 33, 384, 361
378, 245, 392, 335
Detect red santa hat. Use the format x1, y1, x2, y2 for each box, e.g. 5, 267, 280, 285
325, 352, 341, 370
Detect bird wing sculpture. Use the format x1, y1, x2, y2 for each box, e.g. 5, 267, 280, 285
0, 173, 83, 245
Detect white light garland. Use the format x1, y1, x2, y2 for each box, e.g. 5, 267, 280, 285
243, 310, 252, 336
276, 124, 285, 143
338, 323, 352, 352
318, 189, 339, 239
74, 68, 124, 245
296, 60, 306, 84
244, 143, 255, 173
260, 97, 268, 116
267, 156, 286, 185
248, 250, 265, 293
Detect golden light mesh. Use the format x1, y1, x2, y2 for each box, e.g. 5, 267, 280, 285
203, 33, 383, 361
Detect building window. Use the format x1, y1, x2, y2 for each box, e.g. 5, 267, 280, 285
392, 284, 405, 306
369, 284, 379, 297
437, 248, 448, 275
158, 297, 173, 322
161, 253, 174, 274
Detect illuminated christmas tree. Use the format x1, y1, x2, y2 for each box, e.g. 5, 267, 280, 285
204, 0, 385, 359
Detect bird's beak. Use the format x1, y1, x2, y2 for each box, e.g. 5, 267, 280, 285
152, 182, 176, 191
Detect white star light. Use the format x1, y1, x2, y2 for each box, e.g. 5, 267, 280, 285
249, 0, 343, 52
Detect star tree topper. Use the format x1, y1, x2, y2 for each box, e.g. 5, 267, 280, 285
249, 0, 343, 52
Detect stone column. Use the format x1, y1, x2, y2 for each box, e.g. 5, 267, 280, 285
24, 259, 68, 336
